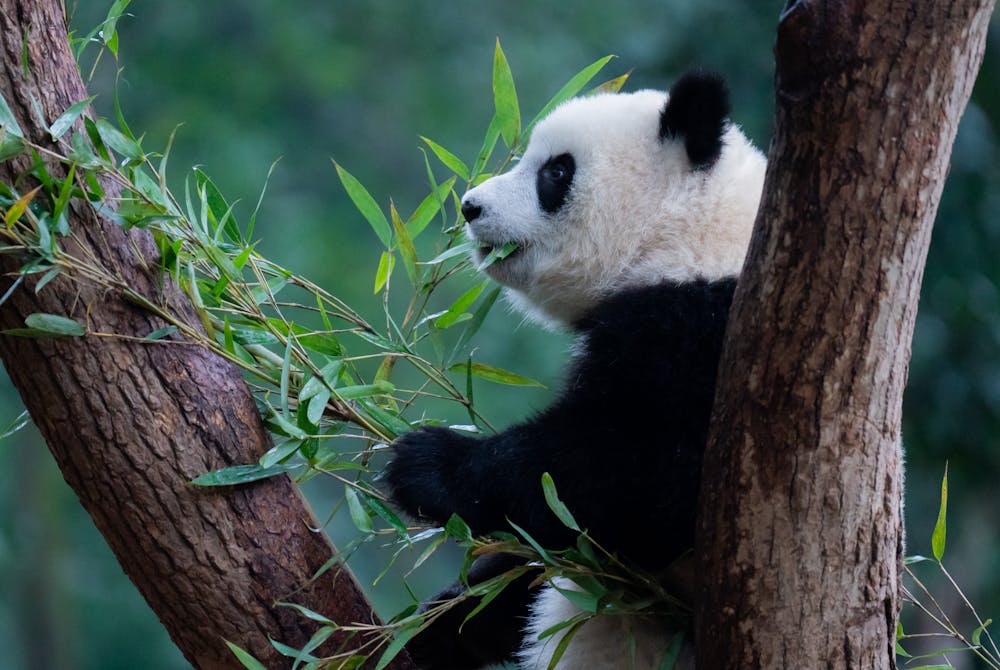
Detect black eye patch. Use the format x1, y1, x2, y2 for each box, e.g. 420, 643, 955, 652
536, 153, 576, 214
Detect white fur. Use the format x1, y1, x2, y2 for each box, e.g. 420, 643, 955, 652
462, 89, 766, 326
519, 579, 695, 670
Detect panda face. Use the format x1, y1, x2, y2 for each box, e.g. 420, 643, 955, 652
461, 71, 767, 326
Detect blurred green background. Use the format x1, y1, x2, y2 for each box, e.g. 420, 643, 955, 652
0, 2, 997, 668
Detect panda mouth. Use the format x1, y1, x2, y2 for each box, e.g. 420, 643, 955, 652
476, 241, 524, 270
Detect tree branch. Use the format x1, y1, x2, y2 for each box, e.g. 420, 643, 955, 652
0, 2, 414, 667
696, 1, 994, 668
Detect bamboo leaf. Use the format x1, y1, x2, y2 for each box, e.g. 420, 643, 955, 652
435, 280, 487, 329
592, 71, 632, 95
448, 361, 543, 387
96, 118, 143, 160
375, 624, 421, 670
545, 616, 589, 669
529, 55, 615, 130
225, 641, 268, 670
659, 631, 686, 670
374, 251, 395, 293
334, 161, 391, 247
390, 202, 419, 286
420, 137, 470, 181
0, 90, 23, 138
191, 463, 298, 486
931, 463, 948, 561
49, 96, 96, 140
971, 618, 992, 647
407, 175, 456, 239
345, 487, 373, 533
492, 38, 520, 147
541, 472, 580, 532
23, 312, 85, 337
5, 186, 40, 229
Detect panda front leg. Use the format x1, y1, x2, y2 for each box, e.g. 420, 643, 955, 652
384, 422, 565, 670
384, 419, 578, 546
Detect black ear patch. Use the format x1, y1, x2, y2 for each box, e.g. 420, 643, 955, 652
537, 153, 576, 214
659, 70, 730, 170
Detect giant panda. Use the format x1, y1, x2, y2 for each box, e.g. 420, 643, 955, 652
384, 70, 767, 669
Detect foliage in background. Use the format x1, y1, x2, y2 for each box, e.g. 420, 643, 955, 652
2, 12, 666, 664
899, 466, 1000, 670
0, 2, 996, 669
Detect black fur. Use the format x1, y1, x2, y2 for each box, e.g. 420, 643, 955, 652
659, 70, 730, 170
385, 279, 736, 669
536, 153, 576, 214
405, 553, 536, 669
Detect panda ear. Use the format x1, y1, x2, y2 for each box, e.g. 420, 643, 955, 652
659, 70, 730, 170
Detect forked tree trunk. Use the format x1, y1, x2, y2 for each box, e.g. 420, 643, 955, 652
697, 1, 994, 668
0, 2, 414, 668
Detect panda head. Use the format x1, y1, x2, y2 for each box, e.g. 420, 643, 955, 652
460, 70, 767, 326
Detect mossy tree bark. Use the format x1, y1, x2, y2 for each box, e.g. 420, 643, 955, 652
0, 2, 414, 668
696, 1, 994, 668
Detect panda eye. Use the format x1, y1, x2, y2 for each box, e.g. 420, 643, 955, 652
536, 153, 576, 214
542, 163, 568, 182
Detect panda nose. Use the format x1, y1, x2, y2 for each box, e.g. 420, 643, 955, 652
461, 200, 483, 223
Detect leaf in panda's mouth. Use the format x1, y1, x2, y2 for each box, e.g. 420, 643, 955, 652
477, 241, 521, 270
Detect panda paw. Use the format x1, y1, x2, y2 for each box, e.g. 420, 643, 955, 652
383, 426, 476, 527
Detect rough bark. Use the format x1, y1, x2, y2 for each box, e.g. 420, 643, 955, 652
696, 1, 994, 669
0, 2, 414, 668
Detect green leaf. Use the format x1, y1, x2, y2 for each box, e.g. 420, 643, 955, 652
225, 641, 268, 670
529, 56, 615, 130
96, 118, 143, 160
477, 241, 519, 270
448, 361, 543, 387
0, 91, 23, 138
334, 161, 390, 247
545, 616, 589, 669
444, 514, 472, 542
258, 439, 302, 469
49, 96, 96, 140
659, 631, 686, 670
191, 463, 298, 486
471, 114, 502, 178
435, 280, 488, 329
422, 240, 478, 266
366, 496, 410, 538
407, 175, 456, 239
23, 313, 85, 337
374, 251, 395, 293
932, 463, 948, 562
0, 132, 24, 163
541, 472, 580, 532
375, 624, 421, 670
551, 584, 600, 614
335, 381, 394, 400
421, 137, 470, 181
972, 618, 992, 646
454, 286, 502, 355
390, 202, 419, 286
345, 486, 373, 533
492, 38, 520, 147
462, 568, 527, 627
297, 332, 343, 356
306, 389, 331, 426
145, 325, 178, 341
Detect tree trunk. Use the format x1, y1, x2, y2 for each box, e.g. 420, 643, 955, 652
0, 2, 413, 668
696, 1, 994, 669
